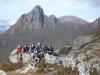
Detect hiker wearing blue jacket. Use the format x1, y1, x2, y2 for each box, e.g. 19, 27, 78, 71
34, 42, 42, 57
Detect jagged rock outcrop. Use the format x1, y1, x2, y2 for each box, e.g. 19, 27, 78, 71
7, 5, 45, 34
6, 6, 61, 34
44, 15, 60, 30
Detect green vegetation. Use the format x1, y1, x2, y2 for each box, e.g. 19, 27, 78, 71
36, 58, 46, 73
36, 58, 79, 75
36, 58, 60, 73
90, 68, 99, 75
57, 67, 79, 75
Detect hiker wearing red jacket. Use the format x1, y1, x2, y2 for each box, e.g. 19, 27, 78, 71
16, 45, 24, 54
16, 45, 24, 60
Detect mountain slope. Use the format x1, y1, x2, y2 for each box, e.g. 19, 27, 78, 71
71, 31, 100, 73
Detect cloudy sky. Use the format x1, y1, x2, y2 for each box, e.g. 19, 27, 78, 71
0, 0, 100, 31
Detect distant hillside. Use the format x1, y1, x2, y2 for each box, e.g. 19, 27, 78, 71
59, 16, 89, 24
0, 25, 10, 33
0, 5, 100, 58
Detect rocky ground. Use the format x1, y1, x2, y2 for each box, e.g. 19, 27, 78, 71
0, 31, 100, 75
0, 59, 79, 75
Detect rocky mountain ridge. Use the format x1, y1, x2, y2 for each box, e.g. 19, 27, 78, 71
6, 5, 89, 34
0, 5, 100, 58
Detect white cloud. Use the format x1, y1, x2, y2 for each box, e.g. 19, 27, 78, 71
75, 0, 100, 7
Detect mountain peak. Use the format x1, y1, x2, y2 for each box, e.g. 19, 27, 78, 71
34, 5, 42, 10
6, 5, 45, 33
31, 5, 43, 13
49, 15, 56, 18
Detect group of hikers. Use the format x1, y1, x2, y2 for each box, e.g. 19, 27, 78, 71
15, 42, 54, 58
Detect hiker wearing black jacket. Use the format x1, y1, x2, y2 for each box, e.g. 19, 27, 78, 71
23, 45, 29, 53
48, 45, 54, 55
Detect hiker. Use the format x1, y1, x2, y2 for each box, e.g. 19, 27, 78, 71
34, 42, 42, 58
16, 45, 24, 60
42, 45, 49, 53
47, 45, 54, 55
16, 45, 24, 54
23, 45, 29, 53
35, 42, 42, 54
29, 44, 35, 53
37, 42, 41, 48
